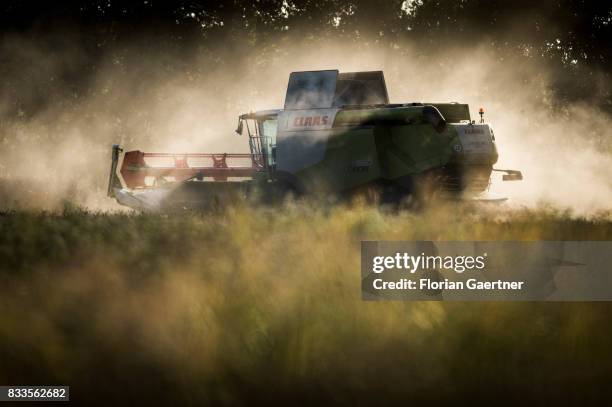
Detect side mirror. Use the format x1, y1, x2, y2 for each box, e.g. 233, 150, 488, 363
502, 170, 523, 181
235, 119, 243, 135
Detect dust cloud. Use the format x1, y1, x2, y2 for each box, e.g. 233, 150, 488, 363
1, 33, 610, 214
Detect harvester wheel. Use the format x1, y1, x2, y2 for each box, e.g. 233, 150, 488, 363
412, 170, 443, 210
263, 171, 304, 205
390, 171, 440, 210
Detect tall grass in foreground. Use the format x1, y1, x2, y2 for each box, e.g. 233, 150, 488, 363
0, 203, 611, 405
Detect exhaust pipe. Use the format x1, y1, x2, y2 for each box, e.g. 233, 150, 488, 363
422, 105, 447, 133
492, 168, 523, 181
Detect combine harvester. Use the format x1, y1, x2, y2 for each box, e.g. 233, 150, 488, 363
108, 70, 522, 210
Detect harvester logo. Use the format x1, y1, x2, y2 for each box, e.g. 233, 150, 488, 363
293, 115, 330, 127
350, 159, 372, 172
372, 252, 488, 274
464, 127, 485, 134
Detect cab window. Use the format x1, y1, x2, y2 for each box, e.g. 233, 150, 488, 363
259, 119, 277, 166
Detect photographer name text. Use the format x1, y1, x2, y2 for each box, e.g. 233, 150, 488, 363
371, 253, 524, 291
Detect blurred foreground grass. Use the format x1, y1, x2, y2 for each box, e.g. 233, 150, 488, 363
0, 203, 611, 405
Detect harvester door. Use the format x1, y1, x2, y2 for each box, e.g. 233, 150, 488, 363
259, 118, 278, 167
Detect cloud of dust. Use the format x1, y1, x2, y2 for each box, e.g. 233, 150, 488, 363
1, 32, 610, 213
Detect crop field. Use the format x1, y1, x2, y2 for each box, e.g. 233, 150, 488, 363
2, 0, 612, 404
1, 203, 611, 405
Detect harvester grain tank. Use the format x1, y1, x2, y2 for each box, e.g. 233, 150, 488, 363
108, 70, 522, 210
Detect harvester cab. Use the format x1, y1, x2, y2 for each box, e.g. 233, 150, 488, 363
235, 110, 280, 170
108, 69, 522, 210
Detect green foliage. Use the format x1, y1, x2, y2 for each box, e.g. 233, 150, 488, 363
2, 1, 611, 115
